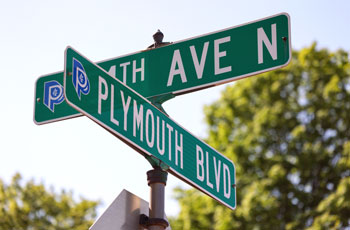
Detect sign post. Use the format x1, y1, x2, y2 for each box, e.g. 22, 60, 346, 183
146, 168, 169, 230
89, 189, 171, 230
64, 47, 237, 210
35, 12, 291, 125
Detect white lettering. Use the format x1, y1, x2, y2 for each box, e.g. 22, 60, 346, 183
214, 36, 232, 75
167, 49, 187, 86
120, 90, 131, 131
196, 145, 204, 182
257, 23, 277, 64
145, 109, 155, 148
133, 100, 143, 141
190, 42, 209, 79
107, 65, 116, 79
166, 123, 174, 161
206, 151, 213, 189
98, 76, 108, 115
175, 130, 183, 169
120, 62, 130, 83
213, 157, 221, 193
157, 117, 165, 155
133, 58, 145, 83
223, 163, 231, 198
110, 85, 119, 126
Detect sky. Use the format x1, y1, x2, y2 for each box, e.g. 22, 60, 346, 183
1, 0, 350, 220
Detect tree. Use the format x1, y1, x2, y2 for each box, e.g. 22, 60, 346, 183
0, 173, 99, 230
169, 44, 350, 230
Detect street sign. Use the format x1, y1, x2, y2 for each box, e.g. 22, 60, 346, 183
35, 12, 291, 125
90, 189, 171, 230
64, 47, 236, 210
34, 72, 82, 124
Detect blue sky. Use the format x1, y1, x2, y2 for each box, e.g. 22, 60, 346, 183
0, 0, 349, 218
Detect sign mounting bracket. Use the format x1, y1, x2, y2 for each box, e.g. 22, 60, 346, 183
148, 93, 175, 116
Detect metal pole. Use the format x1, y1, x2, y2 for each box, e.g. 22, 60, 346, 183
146, 167, 169, 230
143, 30, 171, 230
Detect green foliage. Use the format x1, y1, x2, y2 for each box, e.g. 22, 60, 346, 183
0, 173, 99, 230
170, 44, 350, 229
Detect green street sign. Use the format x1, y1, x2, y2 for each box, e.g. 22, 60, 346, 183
34, 72, 82, 124
34, 12, 291, 125
64, 47, 236, 210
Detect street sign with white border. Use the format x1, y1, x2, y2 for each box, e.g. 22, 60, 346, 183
35, 12, 291, 125
64, 47, 236, 210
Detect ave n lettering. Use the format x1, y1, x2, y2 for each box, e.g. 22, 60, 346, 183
167, 36, 233, 87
